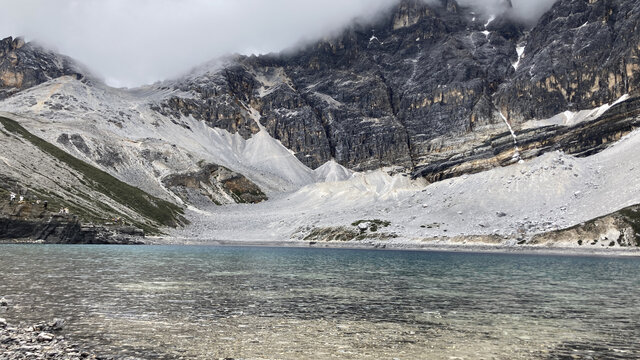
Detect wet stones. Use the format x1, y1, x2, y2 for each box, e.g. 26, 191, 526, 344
50, 318, 65, 331
0, 319, 99, 359
37, 332, 55, 342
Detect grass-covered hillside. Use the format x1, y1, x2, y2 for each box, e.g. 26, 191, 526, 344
0, 116, 186, 233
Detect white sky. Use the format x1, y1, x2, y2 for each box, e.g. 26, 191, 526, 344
0, 0, 557, 88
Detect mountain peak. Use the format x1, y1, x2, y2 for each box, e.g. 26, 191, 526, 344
0, 36, 82, 99
0, 36, 25, 52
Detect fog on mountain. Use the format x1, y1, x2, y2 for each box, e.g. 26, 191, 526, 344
0, 0, 557, 87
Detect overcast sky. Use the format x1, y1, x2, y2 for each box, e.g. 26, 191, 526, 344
0, 0, 557, 88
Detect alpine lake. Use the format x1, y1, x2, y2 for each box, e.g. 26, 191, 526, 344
1, 244, 639, 359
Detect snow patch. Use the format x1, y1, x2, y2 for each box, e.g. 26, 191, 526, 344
290, 170, 427, 207
512, 45, 525, 70
484, 15, 495, 28
523, 94, 630, 129
499, 112, 522, 161
369, 35, 382, 44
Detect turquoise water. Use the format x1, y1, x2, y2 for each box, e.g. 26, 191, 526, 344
0, 245, 639, 359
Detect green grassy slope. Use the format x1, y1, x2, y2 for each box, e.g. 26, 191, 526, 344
0, 116, 186, 232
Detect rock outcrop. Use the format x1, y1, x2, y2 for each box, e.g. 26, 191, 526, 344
0, 216, 145, 244
530, 204, 640, 247
0, 36, 82, 99
414, 95, 640, 181
163, 163, 267, 206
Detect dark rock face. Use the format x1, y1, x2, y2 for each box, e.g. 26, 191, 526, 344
158, 0, 520, 170
0, 216, 145, 244
414, 96, 640, 181
155, 0, 640, 175
495, 0, 640, 122
162, 163, 267, 206
153, 66, 261, 138
0, 36, 81, 99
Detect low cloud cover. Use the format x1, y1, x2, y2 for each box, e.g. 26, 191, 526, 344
456, 0, 559, 23
0, 0, 557, 87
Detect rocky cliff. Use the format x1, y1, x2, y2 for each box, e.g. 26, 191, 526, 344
0, 216, 146, 245
0, 36, 81, 100
163, 163, 267, 206
152, 0, 640, 180
495, 0, 640, 121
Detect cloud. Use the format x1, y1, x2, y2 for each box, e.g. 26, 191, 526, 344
0, 0, 558, 87
509, 0, 559, 24
455, 0, 558, 24
0, 0, 398, 87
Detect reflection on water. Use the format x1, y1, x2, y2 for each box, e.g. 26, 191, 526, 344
1, 245, 639, 359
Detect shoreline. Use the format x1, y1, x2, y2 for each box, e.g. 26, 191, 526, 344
144, 237, 640, 258
3, 237, 640, 258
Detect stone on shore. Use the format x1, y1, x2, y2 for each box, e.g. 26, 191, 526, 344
0, 319, 99, 359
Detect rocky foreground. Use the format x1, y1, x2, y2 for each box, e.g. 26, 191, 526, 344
0, 320, 100, 360
0, 296, 100, 360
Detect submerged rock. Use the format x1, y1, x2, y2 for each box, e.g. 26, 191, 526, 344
49, 318, 65, 331
37, 332, 55, 342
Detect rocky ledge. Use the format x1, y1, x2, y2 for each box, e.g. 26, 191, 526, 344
0, 194, 146, 245
162, 163, 267, 206
530, 204, 640, 248
0, 216, 145, 245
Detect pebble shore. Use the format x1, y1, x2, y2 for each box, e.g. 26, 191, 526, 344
0, 297, 101, 360
0, 320, 101, 360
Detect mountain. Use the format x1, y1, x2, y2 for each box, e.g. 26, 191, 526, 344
1, 0, 640, 248
154, 0, 640, 180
